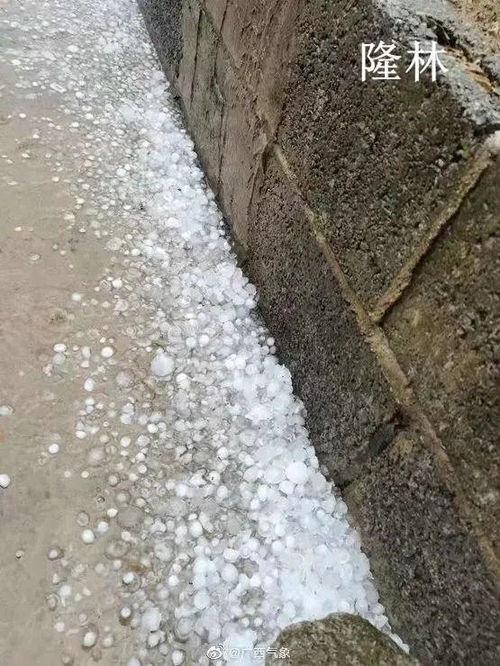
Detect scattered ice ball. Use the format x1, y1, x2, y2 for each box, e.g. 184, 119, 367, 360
81, 529, 95, 544
84, 378, 95, 392
0, 474, 11, 488
150, 352, 174, 378
141, 607, 161, 632
101, 346, 114, 358
285, 460, 309, 485
0, 405, 14, 416
82, 630, 97, 648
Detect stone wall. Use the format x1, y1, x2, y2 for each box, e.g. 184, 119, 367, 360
138, 0, 500, 662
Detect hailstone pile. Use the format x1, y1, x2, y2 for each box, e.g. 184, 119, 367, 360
2, 0, 404, 663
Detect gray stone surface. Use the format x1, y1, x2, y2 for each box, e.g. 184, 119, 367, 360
266, 613, 417, 666
138, 0, 183, 80
247, 154, 397, 486
345, 429, 500, 665
384, 157, 500, 552
277, 0, 499, 309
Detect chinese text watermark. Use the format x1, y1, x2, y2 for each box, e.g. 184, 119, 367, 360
361, 41, 448, 82
206, 645, 290, 661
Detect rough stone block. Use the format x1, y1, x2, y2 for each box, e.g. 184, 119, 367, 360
188, 8, 224, 184
345, 429, 500, 665
277, 0, 500, 309
138, 0, 183, 79
215, 50, 269, 247
384, 158, 500, 551
220, 0, 299, 123
176, 0, 201, 111
203, 0, 228, 32
247, 153, 397, 485
267, 613, 417, 666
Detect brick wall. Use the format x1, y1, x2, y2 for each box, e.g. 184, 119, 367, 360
139, 0, 500, 662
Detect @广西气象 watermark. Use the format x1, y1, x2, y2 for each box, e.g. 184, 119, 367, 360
206, 645, 291, 661
361, 40, 448, 81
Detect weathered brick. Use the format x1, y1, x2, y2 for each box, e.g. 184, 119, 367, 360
203, 0, 228, 32
384, 158, 500, 551
277, 0, 498, 309
247, 153, 397, 485
138, 0, 183, 79
176, 0, 201, 111
188, 8, 223, 184
345, 428, 500, 665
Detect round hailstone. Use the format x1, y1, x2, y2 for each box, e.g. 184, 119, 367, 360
101, 346, 114, 358
48, 547, 63, 560
141, 607, 162, 632
82, 631, 97, 648
189, 520, 203, 538
172, 650, 185, 665
53, 343, 66, 353
221, 563, 238, 584
150, 352, 174, 378
194, 590, 210, 611
120, 607, 132, 621
285, 460, 309, 485
81, 529, 95, 544
84, 378, 95, 392
48, 443, 60, 455
116, 371, 132, 387
0, 405, 14, 416
0, 474, 11, 488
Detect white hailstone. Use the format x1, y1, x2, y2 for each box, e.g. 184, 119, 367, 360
198, 334, 210, 347
189, 520, 203, 538
82, 631, 97, 648
83, 378, 95, 392
150, 352, 174, 378
221, 563, 238, 584
175, 483, 188, 498
168, 575, 179, 587
97, 520, 109, 534
101, 346, 114, 358
127, 659, 141, 666
48, 547, 63, 560
154, 543, 172, 562
53, 343, 66, 353
223, 549, 239, 563
53, 353, 66, 365
71, 292, 82, 302
48, 443, 60, 455
0, 405, 14, 416
285, 460, 309, 485
59, 585, 72, 601
216, 486, 229, 501
111, 278, 123, 289
81, 529, 95, 544
120, 607, 132, 620
54, 622, 65, 633
0, 474, 11, 488
141, 607, 161, 632
193, 590, 210, 611
172, 650, 185, 665
123, 572, 135, 585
